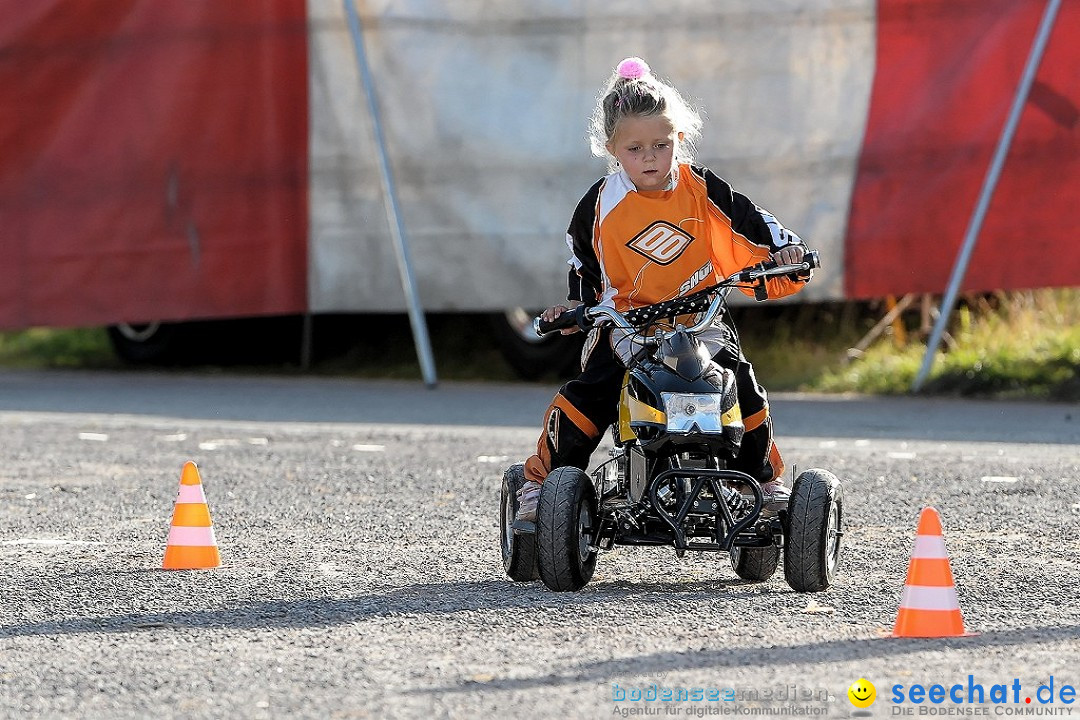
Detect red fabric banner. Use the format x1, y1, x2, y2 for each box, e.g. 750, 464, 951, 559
0, 0, 308, 329
845, 0, 1080, 298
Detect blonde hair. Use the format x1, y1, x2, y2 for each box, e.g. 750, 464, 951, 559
588, 57, 703, 173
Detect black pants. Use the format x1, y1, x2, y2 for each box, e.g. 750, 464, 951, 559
524, 325, 783, 485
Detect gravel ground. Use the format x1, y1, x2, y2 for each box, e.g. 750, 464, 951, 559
0, 370, 1078, 719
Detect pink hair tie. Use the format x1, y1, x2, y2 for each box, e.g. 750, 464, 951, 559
617, 57, 649, 79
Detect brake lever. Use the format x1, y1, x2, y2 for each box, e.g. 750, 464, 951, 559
753, 279, 769, 301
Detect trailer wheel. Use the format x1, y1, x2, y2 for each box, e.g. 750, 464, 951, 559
489, 309, 583, 381
106, 322, 184, 364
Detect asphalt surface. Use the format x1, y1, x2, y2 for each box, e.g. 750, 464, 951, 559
1, 369, 1078, 719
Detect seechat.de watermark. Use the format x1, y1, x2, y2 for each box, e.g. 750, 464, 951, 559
889, 677, 1075, 716
888, 676, 1075, 716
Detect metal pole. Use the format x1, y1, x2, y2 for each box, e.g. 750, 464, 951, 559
344, 0, 438, 388
913, 0, 1061, 392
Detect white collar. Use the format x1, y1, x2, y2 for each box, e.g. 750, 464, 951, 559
616, 166, 679, 192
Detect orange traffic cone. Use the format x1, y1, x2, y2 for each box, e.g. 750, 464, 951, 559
892, 507, 970, 637
162, 461, 221, 570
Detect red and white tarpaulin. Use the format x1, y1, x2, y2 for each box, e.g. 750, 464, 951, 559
1, 0, 1076, 329
847, 0, 1080, 298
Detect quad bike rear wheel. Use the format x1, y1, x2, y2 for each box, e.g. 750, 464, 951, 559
536, 467, 597, 592
784, 469, 843, 592
500, 464, 539, 582
730, 543, 780, 582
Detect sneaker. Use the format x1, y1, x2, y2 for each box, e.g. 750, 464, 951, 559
511, 480, 542, 534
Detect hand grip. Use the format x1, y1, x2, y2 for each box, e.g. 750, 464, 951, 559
534, 305, 585, 336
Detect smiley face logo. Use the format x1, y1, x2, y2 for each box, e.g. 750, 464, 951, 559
848, 678, 876, 708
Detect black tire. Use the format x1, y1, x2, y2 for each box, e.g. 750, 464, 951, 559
730, 544, 781, 582
536, 467, 597, 592
784, 469, 843, 592
500, 464, 539, 581
106, 322, 184, 364
489, 309, 584, 381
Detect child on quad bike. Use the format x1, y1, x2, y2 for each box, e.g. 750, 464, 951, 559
514, 57, 812, 532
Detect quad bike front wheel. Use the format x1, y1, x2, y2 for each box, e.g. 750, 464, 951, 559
536, 466, 597, 592
730, 543, 780, 582
500, 464, 539, 582
784, 469, 843, 592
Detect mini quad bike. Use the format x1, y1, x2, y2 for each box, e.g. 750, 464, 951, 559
499, 252, 842, 592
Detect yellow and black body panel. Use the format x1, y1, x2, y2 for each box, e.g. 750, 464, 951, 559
618, 362, 744, 454
618, 371, 666, 443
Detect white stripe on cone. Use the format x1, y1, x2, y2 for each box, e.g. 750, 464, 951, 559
912, 535, 948, 558
175, 485, 208, 504
166, 525, 218, 547
899, 585, 961, 611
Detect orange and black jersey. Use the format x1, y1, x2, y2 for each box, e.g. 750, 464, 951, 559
566, 164, 809, 310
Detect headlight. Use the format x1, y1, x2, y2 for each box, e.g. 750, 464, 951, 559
662, 392, 731, 434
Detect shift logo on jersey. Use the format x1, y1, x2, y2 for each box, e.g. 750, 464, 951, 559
626, 221, 694, 265
680, 262, 713, 295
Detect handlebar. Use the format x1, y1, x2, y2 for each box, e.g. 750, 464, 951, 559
534, 250, 819, 337
738, 249, 819, 283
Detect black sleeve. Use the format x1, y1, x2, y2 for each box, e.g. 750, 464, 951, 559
566, 179, 604, 305
695, 165, 804, 252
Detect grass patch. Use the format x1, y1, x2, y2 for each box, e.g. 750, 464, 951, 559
811, 289, 1080, 401
0, 316, 522, 381
0, 327, 118, 369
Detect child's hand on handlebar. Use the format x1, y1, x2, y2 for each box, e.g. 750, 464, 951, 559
541, 304, 581, 335
770, 245, 806, 266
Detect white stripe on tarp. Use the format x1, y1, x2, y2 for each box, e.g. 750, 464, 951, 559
900, 585, 960, 611
912, 535, 948, 558
166, 525, 217, 547
175, 485, 207, 504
